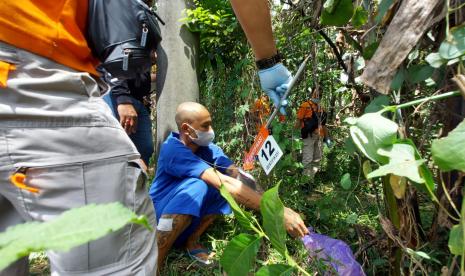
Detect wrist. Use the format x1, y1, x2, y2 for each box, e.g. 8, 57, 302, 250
256, 51, 283, 70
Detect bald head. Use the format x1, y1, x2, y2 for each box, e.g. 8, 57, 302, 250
175, 102, 211, 131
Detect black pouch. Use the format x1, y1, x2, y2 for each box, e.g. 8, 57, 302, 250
87, 0, 164, 79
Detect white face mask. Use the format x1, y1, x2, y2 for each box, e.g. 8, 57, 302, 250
187, 125, 215, 146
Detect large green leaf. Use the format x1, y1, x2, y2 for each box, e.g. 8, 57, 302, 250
220, 184, 256, 231
449, 224, 464, 255
431, 119, 465, 172
260, 184, 287, 255
323, 0, 341, 13
256, 264, 295, 276
426, 52, 447, 68
407, 64, 434, 84
397, 139, 437, 200
364, 95, 390, 114
351, 6, 368, 28
320, 0, 354, 26
439, 26, 465, 60
346, 113, 398, 163
0, 203, 151, 270
220, 233, 262, 276
368, 144, 425, 183
390, 69, 406, 90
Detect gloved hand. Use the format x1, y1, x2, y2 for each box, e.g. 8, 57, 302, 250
258, 63, 292, 115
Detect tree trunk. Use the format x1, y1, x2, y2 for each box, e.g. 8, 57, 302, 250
155, 0, 199, 156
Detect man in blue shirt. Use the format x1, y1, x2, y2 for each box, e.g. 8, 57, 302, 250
150, 102, 308, 269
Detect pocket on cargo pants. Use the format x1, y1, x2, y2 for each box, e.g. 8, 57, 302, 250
16, 156, 156, 274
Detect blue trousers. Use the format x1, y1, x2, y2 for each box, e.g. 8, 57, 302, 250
152, 178, 231, 247
103, 93, 154, 165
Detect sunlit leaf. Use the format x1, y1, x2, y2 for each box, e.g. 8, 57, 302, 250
220, 234, 262, 276
368, 144, 425, 183
260, 184, 287, 255
0, 203, 151, 270
348, 113, 398, 163
439, 26, 465, 60
431, 119, 465, 172
426, 52, 446, 68
389, 175, 407, 199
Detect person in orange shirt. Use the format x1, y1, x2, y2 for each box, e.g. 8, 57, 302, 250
296, 88, 330, 178
0, 1, 295, 275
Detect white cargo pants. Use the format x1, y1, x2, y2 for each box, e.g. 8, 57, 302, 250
0, 42, 157, 276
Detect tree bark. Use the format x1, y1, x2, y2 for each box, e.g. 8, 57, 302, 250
155, 0, 199, 156
360, 0, 444, 94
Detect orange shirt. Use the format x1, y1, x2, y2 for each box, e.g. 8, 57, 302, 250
0, 0, 99, 75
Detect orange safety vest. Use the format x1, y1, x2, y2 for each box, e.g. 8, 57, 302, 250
0, 0, 99, 75
297, 100, 326, 137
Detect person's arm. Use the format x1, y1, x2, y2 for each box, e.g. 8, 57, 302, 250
229, 0, 277, 60
230, 0, 292, 116
110, 79, 138, 134
200, 167, 308, 238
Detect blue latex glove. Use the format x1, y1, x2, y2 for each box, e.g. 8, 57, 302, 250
258, 63, 292, 115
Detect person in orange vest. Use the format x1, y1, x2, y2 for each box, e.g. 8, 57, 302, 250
0, 1, 297, 275
296, 89, 330, 178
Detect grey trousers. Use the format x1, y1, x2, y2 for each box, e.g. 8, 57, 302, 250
0, 42, 157, 275
302, 134, 323, 178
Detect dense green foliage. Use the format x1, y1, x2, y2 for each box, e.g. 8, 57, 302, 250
0, 203, 152, 270
177, 0, 465, 275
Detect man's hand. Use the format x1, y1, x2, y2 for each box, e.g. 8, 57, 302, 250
117, 104, 138, 134
283, 207, 308, 238
258, 63, 292, 115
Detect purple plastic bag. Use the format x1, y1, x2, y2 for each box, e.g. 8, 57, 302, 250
301, 227, 365, 276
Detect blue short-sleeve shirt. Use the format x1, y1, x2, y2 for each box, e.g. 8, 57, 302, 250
149, 132, 233, 218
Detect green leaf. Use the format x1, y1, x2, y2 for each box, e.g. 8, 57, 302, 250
220, 233, 262, 276
340, 173, 352, 190
256, 264, 295, 276
390, 69, 406, 90
352, 6, 368, 28
0, 203, 151, 270
364, 95, 390, 113
348, 113, 398, 163
219, 184, 255, 231
344, 137, 357, 155
260, 184, 287, 255
320, 0, 354, 26
449, 224, 464, 255
323, 0, 341, 13
439, 26, 465, 60
375, 0, 394, 23
367, 144, 425, 183
407, 65, 434, 84
426, 52, 447, 68
431, 119, 465, 172
346, 213, 358, 224
397, 139, 437, 200
363, 42, 379, 60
